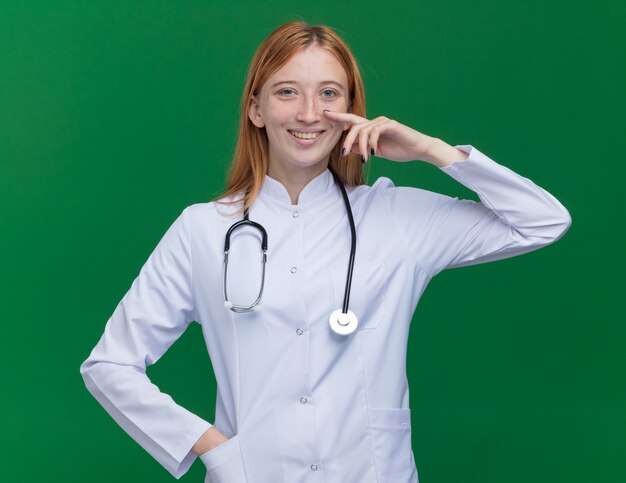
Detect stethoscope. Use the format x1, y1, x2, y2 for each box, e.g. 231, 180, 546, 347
223, 166, 359, 335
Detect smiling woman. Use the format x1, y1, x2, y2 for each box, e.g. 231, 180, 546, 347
213, 23, 368, 212
247, 44, 354, 204
79, 19, 571, 483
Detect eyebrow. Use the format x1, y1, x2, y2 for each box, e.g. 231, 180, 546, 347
271, 80, 345, 89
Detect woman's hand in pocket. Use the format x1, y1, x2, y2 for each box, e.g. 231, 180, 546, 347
192, 426, 229, 455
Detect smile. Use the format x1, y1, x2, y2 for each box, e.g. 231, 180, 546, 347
288, 130, 325, 140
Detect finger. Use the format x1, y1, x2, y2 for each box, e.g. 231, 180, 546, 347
359, 117, 388, 162
359, 125, 369, 163
341, 120, 368, 157
341, 115, 388, 159
323, 110, 367, 132
322, 110, 368, 125
368, 126, 379, 159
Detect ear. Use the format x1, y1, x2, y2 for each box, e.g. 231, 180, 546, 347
248, 94, 265, 128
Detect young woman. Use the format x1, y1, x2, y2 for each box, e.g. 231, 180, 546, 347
80, 21, 571, 483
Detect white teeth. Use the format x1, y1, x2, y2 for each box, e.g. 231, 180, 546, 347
289, 130, 323, 139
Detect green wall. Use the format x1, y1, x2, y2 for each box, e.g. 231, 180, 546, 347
1, 1, 623, 482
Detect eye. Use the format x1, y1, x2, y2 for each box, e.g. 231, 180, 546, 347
278, 88, 294, 97
277, 88, 338, 98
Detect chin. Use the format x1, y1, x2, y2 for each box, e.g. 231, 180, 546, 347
291, 156, 330, 169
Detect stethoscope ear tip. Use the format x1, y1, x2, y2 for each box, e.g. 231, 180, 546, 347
252, 305, 263, 313
224, 301, 234, 310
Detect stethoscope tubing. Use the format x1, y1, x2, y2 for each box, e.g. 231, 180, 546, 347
223, 165, 358, 330
330, 168, 356, 315
223, 212, 268, 313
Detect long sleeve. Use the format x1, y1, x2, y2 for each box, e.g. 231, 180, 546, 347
380, 145, 572, 277
79, 207, 212, 479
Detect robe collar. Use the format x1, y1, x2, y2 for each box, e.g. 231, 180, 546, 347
259, 168, 337, 206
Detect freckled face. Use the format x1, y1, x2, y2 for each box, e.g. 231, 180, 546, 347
248, 45, 351, 176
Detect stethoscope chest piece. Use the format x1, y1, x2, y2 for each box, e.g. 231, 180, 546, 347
329, 309, 358, 336
226, 168, 361, 337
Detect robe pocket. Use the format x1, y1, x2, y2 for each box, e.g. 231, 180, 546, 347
200, 434, 247, 483
329, 259, 387, 330
368, 406, 417, 483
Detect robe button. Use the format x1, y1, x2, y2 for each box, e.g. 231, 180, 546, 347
290, 266, 297, 274
296, 328, 303, 335
292, 211, 299, 218
310, 464, 318, 471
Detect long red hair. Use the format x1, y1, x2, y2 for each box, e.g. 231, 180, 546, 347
211, 20, 368, 215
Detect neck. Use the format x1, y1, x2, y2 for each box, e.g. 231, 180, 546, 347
267, 161, 329, 205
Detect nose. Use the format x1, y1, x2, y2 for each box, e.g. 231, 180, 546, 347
295, 95, 322, 124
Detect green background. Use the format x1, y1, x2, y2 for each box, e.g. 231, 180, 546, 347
1, 1, 623, 482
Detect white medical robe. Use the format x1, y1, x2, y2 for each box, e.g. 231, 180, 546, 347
80, 145, 571, 482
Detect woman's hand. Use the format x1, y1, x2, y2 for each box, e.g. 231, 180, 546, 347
192, 426, 229, 456
323, 110, 437, 164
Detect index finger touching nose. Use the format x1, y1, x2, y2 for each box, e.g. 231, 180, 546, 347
323, 110, 362, 131
323, 110, 356, 119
